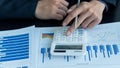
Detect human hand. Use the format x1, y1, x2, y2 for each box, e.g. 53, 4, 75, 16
63, 0, 105, 35
35, 0, 69, 20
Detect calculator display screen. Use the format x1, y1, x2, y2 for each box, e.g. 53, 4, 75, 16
55, 45, 83, 50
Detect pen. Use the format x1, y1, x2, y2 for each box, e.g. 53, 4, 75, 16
75, 0, 80, 29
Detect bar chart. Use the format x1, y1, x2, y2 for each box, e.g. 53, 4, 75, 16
38, 32, 120, 68
40, 44, 119, 63
0, 33, 29, 62
36, 23, 120, 68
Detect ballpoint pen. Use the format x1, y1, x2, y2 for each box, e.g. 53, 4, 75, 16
75, 0, 80, 29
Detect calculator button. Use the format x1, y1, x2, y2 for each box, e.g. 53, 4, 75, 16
53, 28, 85, 43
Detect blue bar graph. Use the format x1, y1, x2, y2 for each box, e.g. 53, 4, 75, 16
47, 48, 51, 60
100, 45, 105, 58
40, 48, 78, 63
112, 44, 119, 55
106, 45, 113, 58
66, 56, 69, 62
93, 45, 98, 58
0, 33, 29, 62
41, 48, 46, 63
86, 46, 92, 61
40, 44, 119, 63
22, 66, 28, 68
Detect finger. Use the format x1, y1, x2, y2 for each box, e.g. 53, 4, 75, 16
54, 14, 64, 20
81, 14, 96, 28
58, 3, 68, 13
62, 6, 84, 26
87, 18, 100, 29
57, 8, 67, 16
68, 5, 77, 13
76, 9, 93, 28
62, 2, 90, 26
60, 0, 69, 7
66, 23, 75, 36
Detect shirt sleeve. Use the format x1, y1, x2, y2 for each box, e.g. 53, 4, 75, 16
0, 0, 38, 20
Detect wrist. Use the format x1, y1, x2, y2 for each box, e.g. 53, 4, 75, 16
98, 0, 109, 12
92, 0, 108, 12
91, 0, 106, 12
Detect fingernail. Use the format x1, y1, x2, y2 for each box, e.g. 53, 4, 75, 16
67, 9, 72, 13
67, 31, 71, 36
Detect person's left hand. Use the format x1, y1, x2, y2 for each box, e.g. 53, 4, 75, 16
62, 0, 105, 35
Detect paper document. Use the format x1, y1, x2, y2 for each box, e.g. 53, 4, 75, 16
0, 26, 35, 68
0, 22, 120, 68
33, 22, 120, 68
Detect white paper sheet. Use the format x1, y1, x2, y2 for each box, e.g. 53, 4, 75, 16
33, 22, 120, 68
0, 22, 120, 68
0, 26, 35, 68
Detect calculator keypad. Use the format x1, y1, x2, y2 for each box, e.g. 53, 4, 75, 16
54, 28, 85, 43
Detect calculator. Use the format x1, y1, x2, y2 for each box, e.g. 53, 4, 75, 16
50, 27, 86, 56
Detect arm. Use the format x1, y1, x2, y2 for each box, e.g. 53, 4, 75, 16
0, 0, 38, 19
0, 0, 69, 20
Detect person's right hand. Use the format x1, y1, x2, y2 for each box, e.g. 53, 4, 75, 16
35, 0, 69, 20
